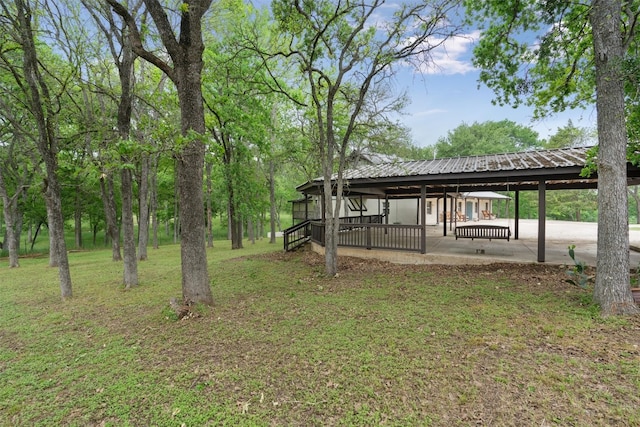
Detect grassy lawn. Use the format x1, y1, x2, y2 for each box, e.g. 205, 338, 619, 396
1, 240, 639, 426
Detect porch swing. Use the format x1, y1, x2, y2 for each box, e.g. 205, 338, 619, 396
454, 183, 512, 241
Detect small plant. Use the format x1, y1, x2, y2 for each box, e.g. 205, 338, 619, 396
565, 245, 594, 289
631, 261, 640, 287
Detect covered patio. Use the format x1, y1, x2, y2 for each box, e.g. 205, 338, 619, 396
288, 146, 640, 264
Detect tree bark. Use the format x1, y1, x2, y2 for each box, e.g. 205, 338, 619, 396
121, 166, 138, 288
17, 0, 72, 298
107, 0, 214, 305
205, 160, 214, 248
591, 0, 639, 315
173, 163, 179, 244
117, 26, 138, 289
0, 171, 20, 267
269, 160, 277, 244
138, 152, 150, 260
74, 189, 82, 249
100, 172, 122, 260
247, 217, 255, 244
150, 153, 159, 249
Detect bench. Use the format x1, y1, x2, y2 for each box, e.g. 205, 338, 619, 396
455, 225, 511, 241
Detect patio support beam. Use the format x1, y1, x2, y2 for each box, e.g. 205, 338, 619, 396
443, 189, 447, 237
538, 181, 546, 262
515, 190, 520, 240
421, 185, 427, 254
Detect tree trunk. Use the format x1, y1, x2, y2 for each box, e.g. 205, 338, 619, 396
591, 0, 639, 315
205, 160, 214, 248
16, 0, 72, 298
0, 172, 20, 267
116, 26, 138, 289
121, 166, 138, 288
248, 217, 255, 244
74, 189, 82, 249
269, 160, 277, 244
46, 199, 59, 267
44, 172, 73, 298
229, 196, 243, 249
174, 62, 212, 306
227, 205, 232, 241
14, 208, 23, 255
173, 162, 179, 244
107, 0, 214, 305
99, 172, 122, 261
150, 153, 159, 249
138, 152, 150, 260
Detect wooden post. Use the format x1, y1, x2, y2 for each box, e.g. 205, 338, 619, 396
421, 185, 427, 253
514, 190, 520, 240
443, 189, 447, 237
538, 181, 546, 262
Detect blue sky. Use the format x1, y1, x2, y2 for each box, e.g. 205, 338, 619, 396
393, 31, 596, 148
250, 1, 596, 149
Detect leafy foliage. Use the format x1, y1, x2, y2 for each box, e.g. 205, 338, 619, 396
565, 244, 593, 289
434, 119, 543, 157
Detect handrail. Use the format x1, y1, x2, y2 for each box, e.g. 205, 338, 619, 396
309, 221, 425, 253
283, 214, 386, 252
283, 220, 312, 252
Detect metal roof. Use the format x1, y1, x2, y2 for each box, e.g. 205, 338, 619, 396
340, 146, 589, 180
297, 146, 640, 196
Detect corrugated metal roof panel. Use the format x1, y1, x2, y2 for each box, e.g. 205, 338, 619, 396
317, 146, 592, 184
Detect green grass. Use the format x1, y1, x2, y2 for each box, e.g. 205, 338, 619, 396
1, 242, 639, 426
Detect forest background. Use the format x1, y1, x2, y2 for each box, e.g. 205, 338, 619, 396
1, 0, 630, 260
1, 0, 639, 313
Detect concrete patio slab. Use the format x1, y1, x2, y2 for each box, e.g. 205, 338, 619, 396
319, 219, 640, 267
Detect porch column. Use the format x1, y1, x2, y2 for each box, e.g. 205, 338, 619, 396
421, 185, 427, 254
538, 181, 546, 262
514, 190, 520, 240
442, 189, 447, 237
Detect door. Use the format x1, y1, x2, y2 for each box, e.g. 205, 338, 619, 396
466, 201, 474, 221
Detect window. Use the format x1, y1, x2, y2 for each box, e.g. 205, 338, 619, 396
427, 201, 432, 215
348, 198, 367, 212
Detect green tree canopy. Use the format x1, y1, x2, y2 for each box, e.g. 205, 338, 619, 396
434, 119, 543, 158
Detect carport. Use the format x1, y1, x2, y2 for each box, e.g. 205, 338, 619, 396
293, 146, 640, 262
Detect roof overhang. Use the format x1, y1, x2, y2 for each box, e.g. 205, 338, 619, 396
296, 147, 640, 197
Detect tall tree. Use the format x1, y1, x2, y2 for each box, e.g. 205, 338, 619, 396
83, 0, 141, 284
466, 0, 640, 315
107, 0, 214, 305
6, 0, 73, 298
270, 0, 463, 275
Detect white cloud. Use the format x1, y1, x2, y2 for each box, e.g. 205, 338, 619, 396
414, 30, 480, 75
414, 108, 448, 117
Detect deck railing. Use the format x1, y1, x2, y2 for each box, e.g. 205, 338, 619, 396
309, 221, 425, 253
283, 220, 311, 252
285, 214, 425, 253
